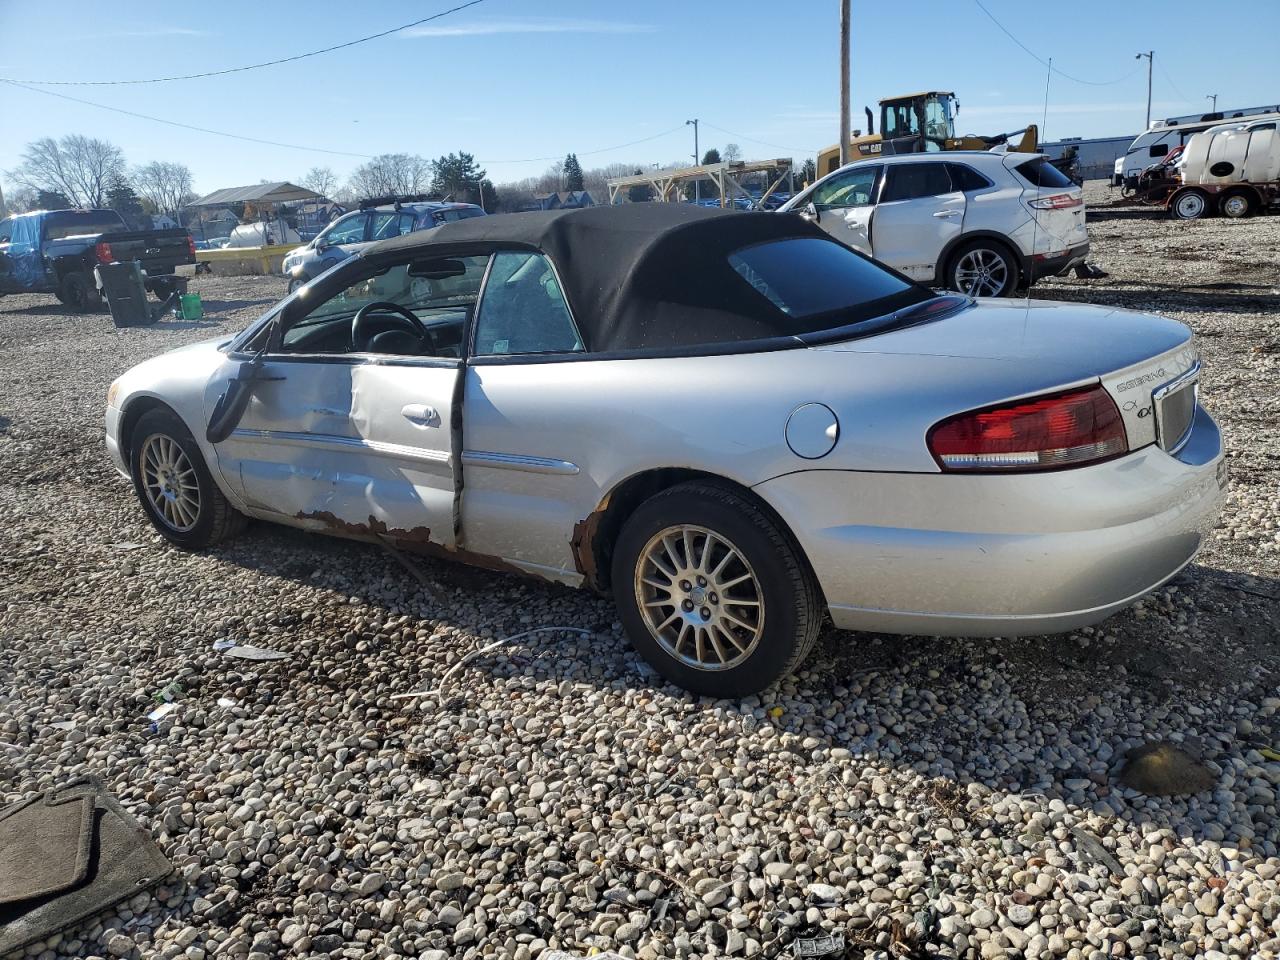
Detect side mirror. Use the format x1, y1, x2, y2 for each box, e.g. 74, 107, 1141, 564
314, 238, 328, 251
803, 201, 821, 223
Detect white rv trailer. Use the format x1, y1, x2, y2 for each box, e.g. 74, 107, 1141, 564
1112, 104, 1280, 188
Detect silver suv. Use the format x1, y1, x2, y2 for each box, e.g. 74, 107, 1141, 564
780, 151, 1089, 297
283, 200, 485, 291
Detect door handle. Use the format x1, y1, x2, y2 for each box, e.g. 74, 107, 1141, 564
933, 209, 961, 218
401, 403, 440, 427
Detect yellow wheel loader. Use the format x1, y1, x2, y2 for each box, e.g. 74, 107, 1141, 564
815, 92, 1041, 177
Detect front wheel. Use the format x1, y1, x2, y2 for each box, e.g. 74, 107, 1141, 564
1171, 189, 1210, 220
129, 408, 246, 549
947, 240, 1019, 298
611, 482, 821, 697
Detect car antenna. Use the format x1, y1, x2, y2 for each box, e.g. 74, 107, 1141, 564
1027, 57, 1052, 308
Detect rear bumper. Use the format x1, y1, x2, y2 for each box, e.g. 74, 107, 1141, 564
754, 404, 1225, 637
1026, 241, 1090, 284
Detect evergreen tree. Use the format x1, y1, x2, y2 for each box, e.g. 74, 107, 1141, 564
431, 152, 488, 205
701, 148, 721, 165
35, 189, 73, 210
562, 153, 585, 192
800, 158, 817, 186
107, 177, 148, 229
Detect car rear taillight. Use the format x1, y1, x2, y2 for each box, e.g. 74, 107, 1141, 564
95, 240, 114, 264
1027, 193, 1083, 210
927, 385, 1127, 472
186, 235, 197, 258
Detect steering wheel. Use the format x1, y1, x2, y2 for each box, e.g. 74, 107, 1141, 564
351, 301, 434, 354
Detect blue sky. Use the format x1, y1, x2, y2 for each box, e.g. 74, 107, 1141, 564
2, 0, 1277, 195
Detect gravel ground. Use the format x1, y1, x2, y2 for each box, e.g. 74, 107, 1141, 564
1, 194, 1278, 960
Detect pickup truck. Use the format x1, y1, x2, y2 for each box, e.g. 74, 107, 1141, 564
0, 208, 196, 312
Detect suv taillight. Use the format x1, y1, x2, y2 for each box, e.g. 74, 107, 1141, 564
927, 385, 1127, 472
1027, 193, 1083, 210
187, 235, 197, 258
95, 240, 114, 264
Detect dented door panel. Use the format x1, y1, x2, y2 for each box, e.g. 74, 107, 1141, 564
214, 356, 460, 547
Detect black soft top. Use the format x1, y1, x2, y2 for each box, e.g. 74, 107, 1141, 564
372, 203, 912, 354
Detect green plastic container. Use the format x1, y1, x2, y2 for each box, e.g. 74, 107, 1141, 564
179, 293, 203, 321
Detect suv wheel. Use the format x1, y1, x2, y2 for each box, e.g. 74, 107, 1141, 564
611, 482, 821, 697
947, 240, 1018, 298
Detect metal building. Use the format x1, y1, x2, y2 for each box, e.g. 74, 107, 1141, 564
1038, 135, 1136, 183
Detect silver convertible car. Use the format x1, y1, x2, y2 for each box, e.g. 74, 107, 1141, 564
105, 205, 1226, 696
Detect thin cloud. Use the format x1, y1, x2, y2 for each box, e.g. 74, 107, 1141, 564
102, 26, 208, 38
403, 18, 656, 38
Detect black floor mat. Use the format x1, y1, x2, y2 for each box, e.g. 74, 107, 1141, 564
0, 780, 172, 955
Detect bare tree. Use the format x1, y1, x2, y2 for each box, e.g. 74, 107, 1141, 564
301, 166, 339, 199
722, 143, 743, 162
132, 161, 196, 217
1, 183, 38, 214
9, 135, 124, 207
346, 154, 431, 199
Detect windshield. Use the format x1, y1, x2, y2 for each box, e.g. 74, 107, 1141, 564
42, 211, 123, 240
728, 237, 931, 331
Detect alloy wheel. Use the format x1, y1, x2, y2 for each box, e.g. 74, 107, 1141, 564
633, 524, 765, 671
140, 433, 201, 532
954, 248, 1009, 297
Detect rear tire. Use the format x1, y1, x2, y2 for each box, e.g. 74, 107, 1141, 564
129, 408, 246, 549
59, 272, 102, 313
1219, 190, 1255, 219
1171, 189, 1210, 220
946, 239, 1019, 298
611, 481, 821, 697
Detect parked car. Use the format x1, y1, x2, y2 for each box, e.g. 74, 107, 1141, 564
282, 200, 486, 292
0, 208, 195, 312
779, 151, 1089, 298
105, 205, 1224, 697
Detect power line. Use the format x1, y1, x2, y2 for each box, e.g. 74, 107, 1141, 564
478, 126, 688, 164
0, 79, 374, 158
0, 78, 687, 168
699, 122, 818, 156
972, 0, 1140, 87
0, 0, 485, 86
1156, 58, 1192, 105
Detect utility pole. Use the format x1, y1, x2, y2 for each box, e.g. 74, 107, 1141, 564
1206, 93, 1218, 113
839, 0, 851, 167
1135, 50, 1153, 128
686, 118, 700, 204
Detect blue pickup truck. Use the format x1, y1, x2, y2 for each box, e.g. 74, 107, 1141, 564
0, 208, 195, 312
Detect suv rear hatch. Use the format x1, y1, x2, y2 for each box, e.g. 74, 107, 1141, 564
1008, 155, 1088, 257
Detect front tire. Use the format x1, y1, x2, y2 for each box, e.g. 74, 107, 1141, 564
1171, 189, 1210, 220
129, 408, 246, 549
947, 239, 1019, 298
611, 482, 821, 697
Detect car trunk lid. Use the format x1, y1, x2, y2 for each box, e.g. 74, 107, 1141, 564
816, 298, 1198, 452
